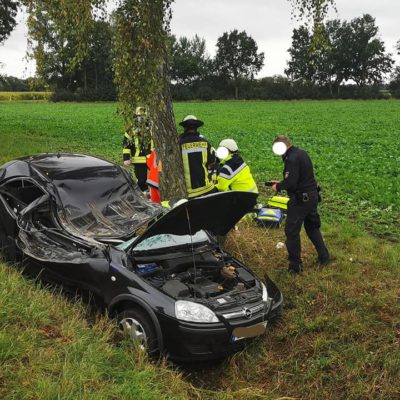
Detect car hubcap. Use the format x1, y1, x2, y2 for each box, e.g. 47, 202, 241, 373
120, 317, 147, 349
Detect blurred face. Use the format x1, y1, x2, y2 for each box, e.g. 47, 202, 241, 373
272, 141, 287, 156
216, 146, 230, 160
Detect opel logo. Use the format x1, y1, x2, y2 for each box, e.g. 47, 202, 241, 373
243, 307, 252, 319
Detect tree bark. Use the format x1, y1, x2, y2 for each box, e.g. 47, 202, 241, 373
84, 66, 87, 90
152, 59, 187, 201
94, 64, 98, 91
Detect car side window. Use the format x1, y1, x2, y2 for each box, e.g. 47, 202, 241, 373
0, 179, 45, 215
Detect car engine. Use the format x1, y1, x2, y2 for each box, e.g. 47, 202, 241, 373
132, 249, 258, 300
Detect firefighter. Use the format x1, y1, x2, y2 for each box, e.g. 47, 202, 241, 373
146, 150, 161, 203
271, 135, 330, 273
215, 139, 258, 193
122, 106, 153, 191
179, 115, 217, 199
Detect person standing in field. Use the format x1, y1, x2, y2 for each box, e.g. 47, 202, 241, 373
215, 139, 258, 193
122, 106, 153, 191
179, 115, 217, 199
146, 150, 161, 203
271, 135, 330, 273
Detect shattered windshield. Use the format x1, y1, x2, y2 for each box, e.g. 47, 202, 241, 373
52, 165, 162, 238
131, 230, 210, 252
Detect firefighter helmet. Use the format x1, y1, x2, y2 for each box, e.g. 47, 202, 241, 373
179, 115, 204, 128
219, 139, 238, 152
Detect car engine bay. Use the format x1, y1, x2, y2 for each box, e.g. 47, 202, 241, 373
131, 247, 262, 308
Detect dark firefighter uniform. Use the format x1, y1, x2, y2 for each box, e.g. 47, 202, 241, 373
180, 131, 216, 198
276, 146, 330, 272
122, 127, 153, 191
217, 153, 258, 193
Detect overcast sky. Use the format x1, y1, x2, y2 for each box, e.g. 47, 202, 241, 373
0, 0, 399, 79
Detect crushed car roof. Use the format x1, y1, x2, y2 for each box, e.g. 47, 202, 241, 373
0, 154, 163, 240
1, 154, 258, 243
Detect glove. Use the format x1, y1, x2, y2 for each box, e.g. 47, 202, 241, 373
123, 160, 131, 166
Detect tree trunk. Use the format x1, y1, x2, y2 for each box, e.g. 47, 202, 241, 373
234, 85, 239, 100
94, 64, 98, 91
152, 59, 187, 201
328, 80, 333, 96
84, 66, 87, 90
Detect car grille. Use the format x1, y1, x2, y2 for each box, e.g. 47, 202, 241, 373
221, 302, 265, 320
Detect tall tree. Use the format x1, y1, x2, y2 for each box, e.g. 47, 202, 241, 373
389, 39, 400, 93
215, 30, 264, 99
170, 35, 211, 85
113, 0, 186, 199
288, 0, 335, 23
82, 20, 114, 93
23, 0, 96, 88
286, 20, 352, 93
285, 26, 315, 83
346, 14, 393, 86
286, 15, 394, 92
23, 0, 335, 198
0, 0, 19, 44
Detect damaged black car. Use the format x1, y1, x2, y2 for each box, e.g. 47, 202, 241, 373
0, 153, 282, 361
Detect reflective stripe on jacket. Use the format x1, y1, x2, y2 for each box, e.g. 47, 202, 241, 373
146, 151, 159, 189
180, 131, 216, 198
217, 153, 258, 193
122, 130, 153, 164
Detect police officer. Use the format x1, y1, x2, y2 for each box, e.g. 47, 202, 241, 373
122, 106, 153, 191
216, 139, 258, 193
271, 135, 330, 273
179, 115, 217, 199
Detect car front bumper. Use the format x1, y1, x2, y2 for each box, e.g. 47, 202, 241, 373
158, 294, 283, 362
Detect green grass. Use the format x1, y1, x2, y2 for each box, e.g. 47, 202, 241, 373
1, 100, 400, 399
0, 262, 194, 400
0, 100, 399, 239
211, 222, 400, 399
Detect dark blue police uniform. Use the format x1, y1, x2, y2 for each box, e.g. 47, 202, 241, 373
276, 146, 330, 272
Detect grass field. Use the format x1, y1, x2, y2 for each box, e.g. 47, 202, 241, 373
0, 100, 399, 239
1, 100, 400, 399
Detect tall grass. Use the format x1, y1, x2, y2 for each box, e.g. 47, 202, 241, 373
0, 263, 194, 400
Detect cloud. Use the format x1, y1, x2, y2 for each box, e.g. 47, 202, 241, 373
1, 0, 399, 79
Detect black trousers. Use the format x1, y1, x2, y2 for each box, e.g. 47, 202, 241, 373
133, 163, 148, 191
284, 192, 329, 266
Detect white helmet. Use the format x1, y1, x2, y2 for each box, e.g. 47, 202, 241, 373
219, 139, 238, 152
135, 106, 146, 116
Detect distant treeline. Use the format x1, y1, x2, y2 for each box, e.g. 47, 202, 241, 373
2, 75, 397, 101
2, 13, 399, 102
171, 77, 396, 101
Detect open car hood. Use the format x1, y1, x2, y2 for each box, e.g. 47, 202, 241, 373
132, 191, 258, 247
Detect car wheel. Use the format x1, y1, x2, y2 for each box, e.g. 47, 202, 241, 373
117, 308, 159, 355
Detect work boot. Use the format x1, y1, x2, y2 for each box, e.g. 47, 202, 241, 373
318, 256, 331, 265
288, 263, 303, 274
317, 254, 332, 267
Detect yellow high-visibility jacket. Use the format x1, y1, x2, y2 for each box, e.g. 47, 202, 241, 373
122, 128, 153, 164
217, 153, 258, 193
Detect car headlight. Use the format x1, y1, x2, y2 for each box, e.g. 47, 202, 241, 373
261, 282, 269, 302
175, 300, 219, 323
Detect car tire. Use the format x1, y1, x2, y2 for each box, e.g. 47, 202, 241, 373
117, 308, 159, 356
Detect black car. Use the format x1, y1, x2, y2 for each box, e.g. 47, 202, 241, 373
0, 153, 282, 361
